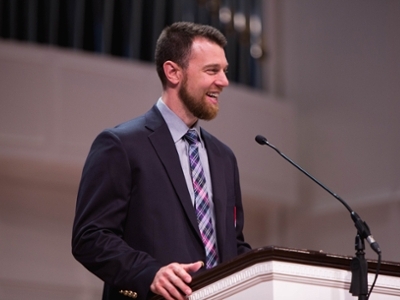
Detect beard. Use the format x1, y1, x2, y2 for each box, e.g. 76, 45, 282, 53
178, 75, 219, 121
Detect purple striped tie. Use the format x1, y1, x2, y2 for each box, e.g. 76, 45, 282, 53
184, 129, 219, 269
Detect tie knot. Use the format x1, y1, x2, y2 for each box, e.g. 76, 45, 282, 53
184, 129, 199, 146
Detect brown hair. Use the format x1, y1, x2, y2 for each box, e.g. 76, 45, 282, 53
155, 22, 227, 88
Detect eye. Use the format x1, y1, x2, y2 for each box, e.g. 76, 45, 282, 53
206, 68, 219, 74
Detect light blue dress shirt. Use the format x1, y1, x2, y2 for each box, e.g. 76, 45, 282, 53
156, 98, 217, 229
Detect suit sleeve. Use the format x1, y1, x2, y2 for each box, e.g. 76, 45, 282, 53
71, 130, 162, 299
233, 154, 252, 254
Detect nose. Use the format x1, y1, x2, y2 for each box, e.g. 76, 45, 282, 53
216, 71, 229, 88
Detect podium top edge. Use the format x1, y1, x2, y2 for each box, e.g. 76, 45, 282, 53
191, 246, 400, 291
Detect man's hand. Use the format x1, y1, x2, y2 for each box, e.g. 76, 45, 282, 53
150, 261, 203, 300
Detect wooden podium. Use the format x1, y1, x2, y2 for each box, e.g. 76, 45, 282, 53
153, 246, 400, 299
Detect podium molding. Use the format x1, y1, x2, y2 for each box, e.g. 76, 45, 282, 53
153, 246, 400, 300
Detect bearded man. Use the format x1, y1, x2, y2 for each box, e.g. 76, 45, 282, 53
72, 22, 251, 300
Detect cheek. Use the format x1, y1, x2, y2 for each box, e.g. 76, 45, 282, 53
186, 74, 210, 94
198, 78, 213, 92
188, 80, 205, 95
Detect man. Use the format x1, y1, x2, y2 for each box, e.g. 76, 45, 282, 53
72, 22, 251, 300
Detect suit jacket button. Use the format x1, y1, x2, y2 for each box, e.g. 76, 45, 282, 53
129, 291, 137, 298
119, 290, 138, 298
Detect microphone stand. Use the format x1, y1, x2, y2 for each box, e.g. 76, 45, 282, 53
350, 234, 368, 299
255, 135, 381, 300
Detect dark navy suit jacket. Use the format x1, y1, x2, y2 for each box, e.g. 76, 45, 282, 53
72, 105, 251, 299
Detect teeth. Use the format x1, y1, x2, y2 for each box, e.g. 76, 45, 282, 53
207, 93, 218, 98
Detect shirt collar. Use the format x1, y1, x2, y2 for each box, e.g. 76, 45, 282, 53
156, 98, 203, 144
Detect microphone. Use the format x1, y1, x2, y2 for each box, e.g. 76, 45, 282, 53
255, 134, 381, 255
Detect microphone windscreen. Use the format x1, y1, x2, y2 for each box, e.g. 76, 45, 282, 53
255, 135, 267, 145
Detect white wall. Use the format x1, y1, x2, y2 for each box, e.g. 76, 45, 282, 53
276, 0, 400, 260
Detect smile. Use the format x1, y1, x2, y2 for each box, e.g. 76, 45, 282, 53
206, 92, 219, 99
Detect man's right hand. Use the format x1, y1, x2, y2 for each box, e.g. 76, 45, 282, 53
150, 261, 203, 300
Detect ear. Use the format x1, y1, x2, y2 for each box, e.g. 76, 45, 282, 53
163, 61, 182, 85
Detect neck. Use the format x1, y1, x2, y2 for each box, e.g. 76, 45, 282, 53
161, 91, 198, 127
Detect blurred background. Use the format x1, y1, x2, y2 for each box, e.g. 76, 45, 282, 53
1, 0, 399, 299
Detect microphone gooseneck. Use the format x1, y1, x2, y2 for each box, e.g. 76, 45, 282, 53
255, 135, 381, 255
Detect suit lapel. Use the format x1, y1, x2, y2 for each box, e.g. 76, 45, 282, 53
145, 106, 202, 242
201, 129, 228, 261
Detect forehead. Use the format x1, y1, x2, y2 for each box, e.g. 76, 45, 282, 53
188, 37, 228, 66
